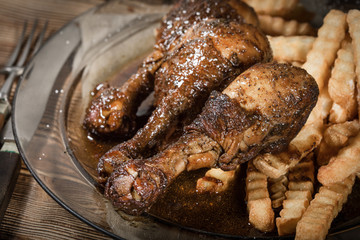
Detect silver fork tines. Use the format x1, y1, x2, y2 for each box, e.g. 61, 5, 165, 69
0, 20, 48, 129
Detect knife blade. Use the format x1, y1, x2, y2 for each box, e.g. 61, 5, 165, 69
0, 118, 21, 223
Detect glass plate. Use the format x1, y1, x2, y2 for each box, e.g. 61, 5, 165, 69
12, 1, 360, 239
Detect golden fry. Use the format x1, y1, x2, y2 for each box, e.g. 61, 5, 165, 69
288, 181, 314, 193
302, 10, 347, 91
317, 133, 360, 185
253, 152, 290, 179
324, 120, 360, 146
269, 175, 288, 208
306, 88, 333, 123
295, 175, 355, 240
246, 161, 274, 232
243, 0, 299, 16
317, 120, 360, 165
347, 10, 360, 116
288, 156, 315, 183
259, 15, 316, 36
267, 35, 314, 63
328, 39, 357, 123
276, 156, 314, 236
248, 199, 274, 232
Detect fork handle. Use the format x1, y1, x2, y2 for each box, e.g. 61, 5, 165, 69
0, 147, 21, 223
0, 101, 11, 130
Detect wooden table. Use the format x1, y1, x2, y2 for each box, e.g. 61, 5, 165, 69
0, 1, 113, 239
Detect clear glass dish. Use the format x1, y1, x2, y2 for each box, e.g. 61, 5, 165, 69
12, 1, 360, 239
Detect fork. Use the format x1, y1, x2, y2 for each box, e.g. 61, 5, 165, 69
0, 20, 48, 223
0, 20, 48, 130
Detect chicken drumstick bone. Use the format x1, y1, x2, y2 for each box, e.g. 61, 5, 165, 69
105, 63, 319, 215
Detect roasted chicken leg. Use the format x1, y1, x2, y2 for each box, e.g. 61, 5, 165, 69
84, 0, 258, 137
97, 19, 272, 183
104, 63, 319, 215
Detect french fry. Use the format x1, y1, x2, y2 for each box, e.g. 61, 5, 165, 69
287, 121, 324, 160
347, 10, 360, 116
239, 5, 360, 240
268, 175, 288, 208
243, 0, 299, 17
323, 120, 360, 146
317, 132, 360, 185
306, 88, 333, 123
196, 167, 237, 193
276, 155, 314, 236
258, 15, 316, 36
253, 120, 323, 179
329, 103, 348, 124
267, 35, 315, 63
288, 181, 313, 193
252, 152, 290, 179
246, 160, 274, 232
295, 175, 356, 240
316, 120, 360, 166
328, 39, 357, 123
288, 155, 315, 185
302, 10, 347, 92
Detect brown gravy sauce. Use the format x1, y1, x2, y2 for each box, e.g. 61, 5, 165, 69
73, 56, 360, 238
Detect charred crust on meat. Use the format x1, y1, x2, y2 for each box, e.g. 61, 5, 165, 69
105, 159, 168, 216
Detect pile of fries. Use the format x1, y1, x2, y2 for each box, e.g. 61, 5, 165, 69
242, 0, 360, 239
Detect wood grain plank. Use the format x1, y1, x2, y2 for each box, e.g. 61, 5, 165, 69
0, 163, 111, 239
0, 0, 105, 64
0, 1, 114, 239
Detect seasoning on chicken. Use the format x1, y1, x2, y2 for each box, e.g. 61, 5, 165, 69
96, 18, 272, 184
83, 0, 259, 137
104, 63, 319, 215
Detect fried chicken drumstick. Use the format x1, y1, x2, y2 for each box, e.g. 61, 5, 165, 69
104, 63, 319, 215
97, 18, 272, 183
84, 0, 259, 137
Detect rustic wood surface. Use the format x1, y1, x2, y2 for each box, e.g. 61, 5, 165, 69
0, 0, 113, 239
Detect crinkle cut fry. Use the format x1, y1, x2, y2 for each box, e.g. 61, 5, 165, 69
267, 35, 315, 63
258, 15, 316, 36
253, 120, 323, 179
268, 175, 288, 208
295, 175, 356, 240
328, 39, 357, 123
276, 154, 315, 236
316, 120, 360, 166
347, 9, 360, 117
317, 132, 360, 186
243, 0, 298, 17
246, 160, 274, 232
302, 9, 347, 92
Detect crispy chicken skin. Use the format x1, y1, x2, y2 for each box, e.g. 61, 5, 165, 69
104, 63, 319, 215
83, 0, 258, 137
155, 0, 259, 53
97, 19, 272, 183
